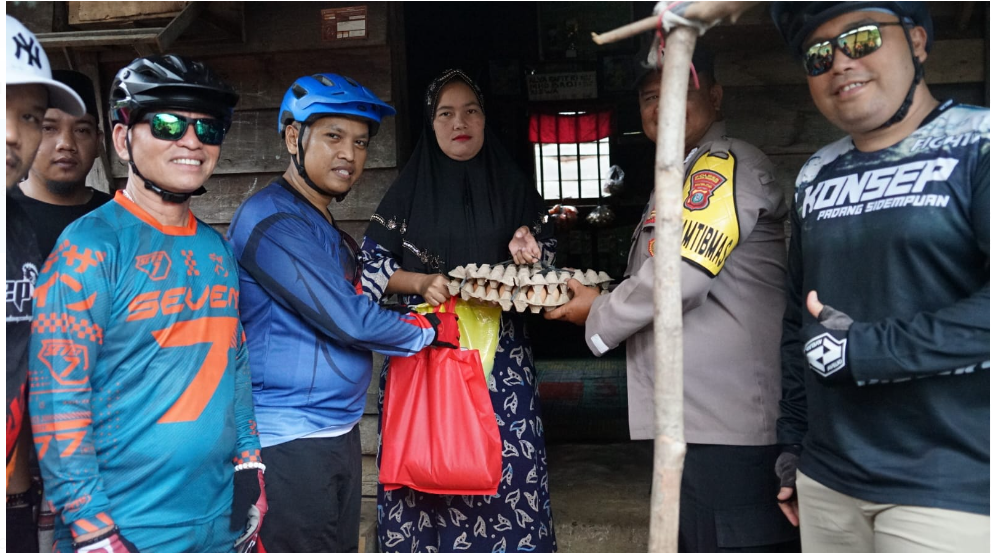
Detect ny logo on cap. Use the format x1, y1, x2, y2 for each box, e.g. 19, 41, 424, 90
13, 32, 42, 69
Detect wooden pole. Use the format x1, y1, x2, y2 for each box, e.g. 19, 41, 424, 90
649, 25, 696, 553
589, 5, 759, 552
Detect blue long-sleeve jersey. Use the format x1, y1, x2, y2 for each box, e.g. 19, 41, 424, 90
29, 193, 261, 543
227, 180, 435, 448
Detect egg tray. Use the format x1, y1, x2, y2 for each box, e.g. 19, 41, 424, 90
447, 263, 612, 313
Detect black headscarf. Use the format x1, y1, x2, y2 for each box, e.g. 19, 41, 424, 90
367, 69, 551, 274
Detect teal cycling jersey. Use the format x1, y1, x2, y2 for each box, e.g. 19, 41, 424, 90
29, 192, 261, 544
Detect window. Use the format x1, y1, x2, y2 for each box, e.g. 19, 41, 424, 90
534, 138, 611, 200
529, 109, 613, 201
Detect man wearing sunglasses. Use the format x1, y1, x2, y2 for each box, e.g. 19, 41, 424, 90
772, 3, 989, 551
7, 15, 87, 553
547, 43, 799, 553
28, 55, 267, 553
226, 74, 458, 551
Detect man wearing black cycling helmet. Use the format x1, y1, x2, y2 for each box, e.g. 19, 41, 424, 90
771, 3, 989, 551
28, 55, 267, 553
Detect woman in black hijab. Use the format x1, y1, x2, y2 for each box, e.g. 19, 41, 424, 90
362, 69, 558, 552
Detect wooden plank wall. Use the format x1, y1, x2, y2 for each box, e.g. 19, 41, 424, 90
15, 0, 989, 505
91, 2, 404, 242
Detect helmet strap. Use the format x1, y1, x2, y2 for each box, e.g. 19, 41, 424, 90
291, 122, 349, 202
125, 130, 206, 204
872, 22, 924, 131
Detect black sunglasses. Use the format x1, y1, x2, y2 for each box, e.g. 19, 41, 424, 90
803, 22, 904, 77
140, 113, 227, 145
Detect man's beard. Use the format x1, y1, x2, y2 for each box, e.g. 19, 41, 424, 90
45, 179, 86, 197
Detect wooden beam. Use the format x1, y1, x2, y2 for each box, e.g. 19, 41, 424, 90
73, 51, 114, 194
36, 28, 165, 49
156, 1, 204, 50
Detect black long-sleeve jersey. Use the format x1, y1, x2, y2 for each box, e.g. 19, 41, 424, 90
778, 101, 990, 515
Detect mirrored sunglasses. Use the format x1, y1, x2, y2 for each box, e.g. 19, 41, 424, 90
803, 22, 903, 77
141, 112, 227, 145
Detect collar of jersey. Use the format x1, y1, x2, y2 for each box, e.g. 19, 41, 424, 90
114, 190, 197, 236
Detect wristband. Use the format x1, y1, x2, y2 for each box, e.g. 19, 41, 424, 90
234, 461, 266, 473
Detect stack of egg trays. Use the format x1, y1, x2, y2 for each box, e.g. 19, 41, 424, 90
446, 262, 612, 313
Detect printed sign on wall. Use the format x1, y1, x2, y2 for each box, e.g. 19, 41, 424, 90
526, 72, 598, 101
321, 6, 367, 41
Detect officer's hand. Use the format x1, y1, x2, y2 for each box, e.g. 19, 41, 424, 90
545, 279, 597, 325
418, 274, 451, 306
232, 467, 268, 553
509, 226, 541, 265
425, 312, 460, 349
74, 527, 139, 553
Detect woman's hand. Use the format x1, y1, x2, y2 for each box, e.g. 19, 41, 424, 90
418, 273, 451, 306
509, 226, 542, 265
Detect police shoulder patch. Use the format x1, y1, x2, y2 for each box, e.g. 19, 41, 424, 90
680, 151, 740, 277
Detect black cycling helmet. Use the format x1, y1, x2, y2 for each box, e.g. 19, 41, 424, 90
110, 54, 238, 129
770, 2, 933, 59
109, 55, 239, 204
770, 2, 933, 131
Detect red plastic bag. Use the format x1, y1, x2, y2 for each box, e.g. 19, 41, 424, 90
379, 344, 501, 495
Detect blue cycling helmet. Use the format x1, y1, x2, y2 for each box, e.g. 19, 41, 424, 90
278, 73, 396, 137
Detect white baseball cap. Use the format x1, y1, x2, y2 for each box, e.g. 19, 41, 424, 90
6, 15, 85, 116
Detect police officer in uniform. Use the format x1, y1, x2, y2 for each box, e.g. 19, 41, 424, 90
548, 44, 800, 552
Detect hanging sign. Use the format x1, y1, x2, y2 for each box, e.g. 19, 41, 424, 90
526, 72, 598, 101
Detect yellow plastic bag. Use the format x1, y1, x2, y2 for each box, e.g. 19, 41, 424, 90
414, 299, 502, 380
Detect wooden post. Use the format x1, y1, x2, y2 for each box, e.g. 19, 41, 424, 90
589, 5, 759, 552
649, 25, 696, 553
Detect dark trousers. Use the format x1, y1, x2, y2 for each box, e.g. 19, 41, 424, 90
6, 499, 38, 553
260, 426, 362, 553
679, 444, 801, 553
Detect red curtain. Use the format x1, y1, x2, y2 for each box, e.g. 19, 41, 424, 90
528, 110, 613, 144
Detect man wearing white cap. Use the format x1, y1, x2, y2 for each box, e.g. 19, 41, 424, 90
6, 14, 85, 553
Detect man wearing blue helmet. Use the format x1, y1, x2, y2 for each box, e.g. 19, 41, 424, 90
771, 2, 989, 551
227, 74, 459, 551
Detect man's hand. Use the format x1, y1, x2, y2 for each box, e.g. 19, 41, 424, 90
774, 445, 801, 527
232, 467, 267, 553
544, 279, 598, 325
509, 226, 541, 265
802, 291, 856, 385
776, 486, 800, 527
74, 527, 139, 553
425, 312, 460, 349
417, 273, 451, 306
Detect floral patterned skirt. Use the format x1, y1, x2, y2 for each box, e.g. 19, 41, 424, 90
377, 313, 558, 553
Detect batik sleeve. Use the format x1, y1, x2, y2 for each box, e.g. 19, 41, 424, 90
359, 237, 401, 304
